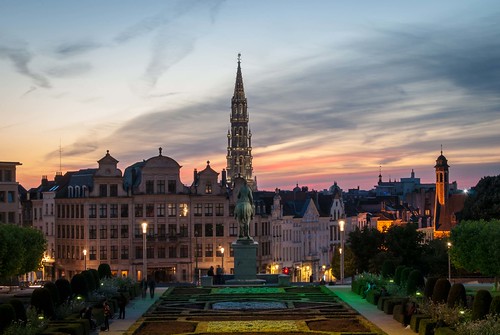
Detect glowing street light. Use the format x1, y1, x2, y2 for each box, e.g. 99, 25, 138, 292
82, 249, 87, 271
447, 241, 452, 282
339, 219, 345, 285
142, 221, 148, 281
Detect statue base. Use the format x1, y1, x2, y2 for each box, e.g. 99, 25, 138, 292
232, 239, 258, 281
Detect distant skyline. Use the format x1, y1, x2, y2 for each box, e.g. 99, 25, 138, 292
1, 1, 499, 191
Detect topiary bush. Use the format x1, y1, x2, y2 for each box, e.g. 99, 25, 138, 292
70, 273, 89, 298
55, 278, 72, 302
394, 265, 405, 286
0, 304, 16, 332
424, 277, 438, 300
31, 287, 55, 319
82, 270, 96, 292
44, 281, 61, 306
490, 295, 500, 315
98, 264, 112, 279
381, 260, 396, 279
89, 269, 100, 288
8, 299, 27, 323
400, 267, 412, 287
431, 278, 451, 304
406, 270, 425, 296
446, 283, 467, 308
471, 289, 492, 320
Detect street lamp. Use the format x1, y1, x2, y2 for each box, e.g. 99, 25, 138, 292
142, 221, 148, 281
82, 249, 87, 272
194, 230, 199, 285
322, 264, 326, 282
447, 242, 452, 282
220, 245, 225, 272
339, 219, 345, 285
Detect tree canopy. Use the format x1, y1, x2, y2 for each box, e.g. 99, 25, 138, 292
0, 224, 46, 279
460, 175, 500, 220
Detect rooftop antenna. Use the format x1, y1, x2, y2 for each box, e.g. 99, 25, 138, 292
59, 139, 62, 173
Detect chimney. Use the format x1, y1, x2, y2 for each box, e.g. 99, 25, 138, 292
41, 175, 48, 187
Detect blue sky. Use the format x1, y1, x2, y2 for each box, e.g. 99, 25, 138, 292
1, 0, 499, 191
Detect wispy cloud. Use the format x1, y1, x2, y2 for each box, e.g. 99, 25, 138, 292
0, 44, 51, 88
44, 62, 92, 78
53, 40, 102, 57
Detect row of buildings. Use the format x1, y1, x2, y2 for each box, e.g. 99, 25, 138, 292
1, 55, 466, 284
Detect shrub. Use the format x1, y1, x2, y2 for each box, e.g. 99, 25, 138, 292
447, 283, 467, 308
8, 299, 27, 323
407, 270, 425, 296
89, 269, 100, 288
431, 278, 451, 304
394, 265, 405, 286
456, 314, 500, 335
381, 260, 396, 278
0, 304, 16, 332
424, 277, 439, 300
471, 290, 492, 320
490, 295, 500, 315
31, 287, 56, 319
55, 278, 72, 302
401, 267, 412, 287
70, 273, 89, 298
98, 264, 112, 279
82, 270, 96, 292
2, 304, 49, 335
44, 281, 61, 306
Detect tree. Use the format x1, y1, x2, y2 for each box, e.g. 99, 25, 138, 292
347, 227, 384, 273
384, 223, 425, 267
450, 220, 500, 290
0, 224, 46, 279
330, 244, 356, 280
460, 175, 500, 220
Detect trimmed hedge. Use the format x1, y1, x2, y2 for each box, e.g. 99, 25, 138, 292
8, 299, 27, 322
431, 278, 451, 304
381, 260, 395, 278
472, 289, 492, 320
406, 270, 425, 295
44, 281, 61, 306
89, 269, 100, 288
410, 314, 431, 333
31, 287, 56, 318
82, 270, 96, 292
435, 327, 457, 335
419, 318, 437, 335
424, 277, 438, 300
366, 288, 380, 305
71, 273, 89, 298
394, 265, 405, 286
0, 304, 16, 332
55, 278, 72, 302
400, 267, 412, 287
490, 295, 500, 315
98, 264, 112, 279
447, 283, 467, 308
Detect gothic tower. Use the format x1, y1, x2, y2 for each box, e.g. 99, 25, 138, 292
226, 54, 255, 189
433, 148, 451, 235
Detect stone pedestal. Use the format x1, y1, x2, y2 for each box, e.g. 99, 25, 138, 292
225, 239, 265, 285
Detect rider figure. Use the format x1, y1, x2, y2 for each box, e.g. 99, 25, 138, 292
234, 179, 254, 239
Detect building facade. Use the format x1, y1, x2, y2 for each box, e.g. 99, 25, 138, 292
0, 161, 23, 225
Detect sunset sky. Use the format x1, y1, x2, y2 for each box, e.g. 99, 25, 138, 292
1, 0, 499, 192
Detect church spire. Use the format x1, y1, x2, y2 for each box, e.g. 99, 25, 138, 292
226, 53, 255, 190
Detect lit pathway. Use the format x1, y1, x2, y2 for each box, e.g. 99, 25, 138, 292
328, 285, 413, 335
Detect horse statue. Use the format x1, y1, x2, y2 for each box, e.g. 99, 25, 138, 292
234, 181, 255, 239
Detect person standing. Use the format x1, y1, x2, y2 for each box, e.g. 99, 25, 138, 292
148, 278, 156, 298
216, 265, 223, 285
118, 292, 127, 319
102, 300, 111, 332
208, 266, 215, 285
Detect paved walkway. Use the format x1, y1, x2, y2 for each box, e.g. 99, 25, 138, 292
98, 287, 167, 335
328, 285, 413, 335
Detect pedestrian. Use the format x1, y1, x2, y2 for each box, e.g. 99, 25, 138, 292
141, 278, 147, 299
118, 292, 127, 319
404, 301, 416, 328
102, 299, 111, 332
207, 266, 215, 277
148, 278, 156, 298
215, 265, 223, 285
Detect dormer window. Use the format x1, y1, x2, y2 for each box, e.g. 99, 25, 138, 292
205, 182, 212, 194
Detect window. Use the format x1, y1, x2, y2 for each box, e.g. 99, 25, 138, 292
169, 246, 176, 258
89, 225, 97, 239
194, 224, 202, 237
205, 243, 213, 257
156, 180, 165, 194
110, 184, 118, 197
121, 225, 129, 238
81, 226, 84, 239
180, 245, 188, 258
0, 191, 5, 202
157, 247, 166, 258
99, 204, 107, 218
90, 246, 97, 260
89, 204, 96, 218
146, 180, 154, 194
168, 180, 176, 193
158, 224, 166, 238
179, 225, 188, 237
205, 182, 212, 194
146, 203, 154, 217
135, 246, 143, 259
100, 225, 107, 239
147, 246, 154, 259
4, 170, 12, 182
179, 203, 188, 217
110, 225, 118, 239
135, 204, 143, 217
216, 223, 224, 237
194, 203, 202, 216
99, 246, 107, 260
111, 245, 118, 259
216, 203, 224, 216
168, 224, 176, 237
205, 224, 213, 237
229, 222, 238, 236
7, 191, 15, 203
205, 204, 213, 216
168, 203, 176, 217
121, 204, 128, 217
99, 184, 107, 197
157, 204, 165, 217
195, 242, 202, 258
121, 246, 129, 260
110, 204, 118, 218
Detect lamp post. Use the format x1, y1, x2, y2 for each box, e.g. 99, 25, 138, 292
322, 264, 326, 282
339, 219, 345, 285
194, 230, 199, 285
220, 246, 225, 272
447, 242, 452, 282
142, 221, 148, 281
82, 249, 87, 272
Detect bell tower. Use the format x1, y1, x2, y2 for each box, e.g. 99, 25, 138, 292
433, 147, 451, 235
226, 53, 255, 189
